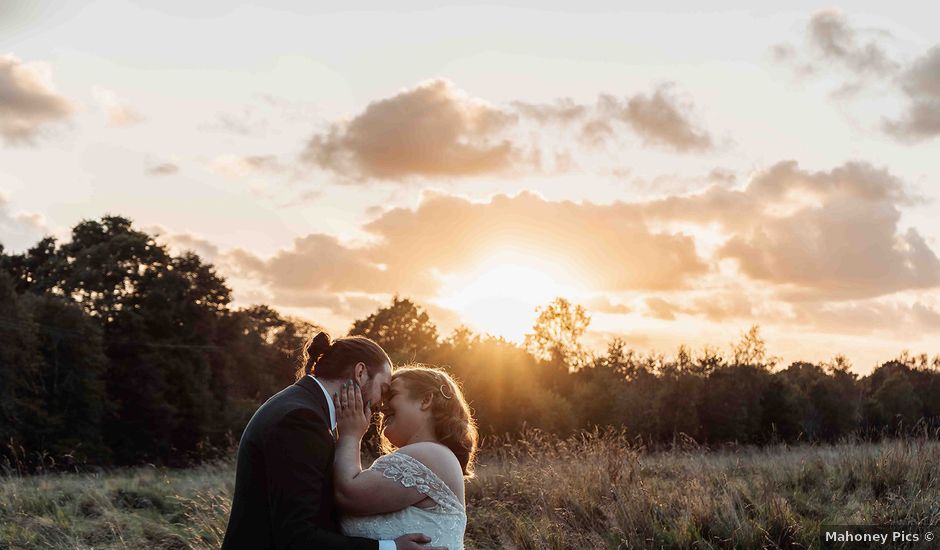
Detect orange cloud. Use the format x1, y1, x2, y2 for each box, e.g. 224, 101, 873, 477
362, 191, 708, 292
644, 297, 683, 320
222, 191, 709, 318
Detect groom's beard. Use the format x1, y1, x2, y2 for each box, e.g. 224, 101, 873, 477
359, 379, 378, 412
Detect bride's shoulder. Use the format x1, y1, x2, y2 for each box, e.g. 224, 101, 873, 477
393, 443, 463, 485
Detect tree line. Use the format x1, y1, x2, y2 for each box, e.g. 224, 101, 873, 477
1, 216, 938, 471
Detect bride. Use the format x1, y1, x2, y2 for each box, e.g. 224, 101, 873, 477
332, 366, 478, 550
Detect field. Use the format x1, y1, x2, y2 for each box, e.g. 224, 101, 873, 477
2, 431, 938, 549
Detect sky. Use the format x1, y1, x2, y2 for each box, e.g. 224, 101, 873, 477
1, 1, 938, 373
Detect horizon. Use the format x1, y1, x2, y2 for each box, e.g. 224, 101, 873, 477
2, 1, 939, 373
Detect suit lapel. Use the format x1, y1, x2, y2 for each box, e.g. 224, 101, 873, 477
294, 376, 333, 434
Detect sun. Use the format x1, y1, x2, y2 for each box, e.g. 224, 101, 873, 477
435, 252, 585, 342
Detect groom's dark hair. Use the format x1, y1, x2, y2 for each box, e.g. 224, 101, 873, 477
296, 331, 391, 382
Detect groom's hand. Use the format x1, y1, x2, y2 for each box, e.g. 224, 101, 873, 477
394, 533, 447, 550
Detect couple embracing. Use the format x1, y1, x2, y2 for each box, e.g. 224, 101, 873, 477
221, 332, 477, 550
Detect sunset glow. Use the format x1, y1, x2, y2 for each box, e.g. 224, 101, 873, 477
2, 2, 939, 372
436, 252, 586, 341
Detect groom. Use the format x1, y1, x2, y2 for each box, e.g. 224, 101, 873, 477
221, 333, 443, 550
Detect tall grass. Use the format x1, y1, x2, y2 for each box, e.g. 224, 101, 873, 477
2, 432, 938, 549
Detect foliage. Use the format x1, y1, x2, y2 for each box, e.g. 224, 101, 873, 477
349, 296, 439, 364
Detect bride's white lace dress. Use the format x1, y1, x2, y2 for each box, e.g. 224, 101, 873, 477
340, 452, 466, 550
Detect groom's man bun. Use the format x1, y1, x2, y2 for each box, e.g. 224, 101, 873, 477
306, 331, 333, 364
296, 331, 391, 382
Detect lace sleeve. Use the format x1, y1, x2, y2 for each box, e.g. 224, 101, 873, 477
369, 452, 463, 513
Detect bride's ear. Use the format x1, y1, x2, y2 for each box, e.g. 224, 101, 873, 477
420, 393, 434, 411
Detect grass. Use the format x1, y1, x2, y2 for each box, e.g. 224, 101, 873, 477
1, 431, 938, 549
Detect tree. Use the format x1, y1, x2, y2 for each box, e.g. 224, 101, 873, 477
760, 376, 803, 442
525, 297, 592, 371
13, 217, 172, 323
866, 368, 923, 432
349, 297, 439, 363
0, 270, 42, 467
19, 293, 110, 464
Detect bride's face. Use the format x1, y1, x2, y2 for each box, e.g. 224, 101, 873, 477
381, 377, 429, 447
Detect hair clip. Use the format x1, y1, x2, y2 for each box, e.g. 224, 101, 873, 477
439, 384, 453, 399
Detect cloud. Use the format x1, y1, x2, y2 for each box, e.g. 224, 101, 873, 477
689, 291, 755, 322
145, 162, 180, 176
628, 167, 737, 197
362, 191, 708, 293
148, 226, 221, 260
302, 79, 520, 181
586, 296, 632, 315
644, 161, 940, 300
92, 87, 144, 127
204, 112, 264, 136
644, 297, 683, 320
225, 191, 708, 315
209, 154, 285, 179
884, 46, 940, 141
225, 233, 434, 298
912, 302, 940, 330
790, 299, 940, 335
0, 192, 48, 252
510, 98, 588, 124
806, 10, 898, 77
0, 53, 73, 144
774, 11, 939, 141
300, 79, 718, 183
596, 86, 713, 152
224, 160, 937, 317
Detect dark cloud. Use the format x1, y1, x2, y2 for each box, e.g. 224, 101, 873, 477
510, 98, 588, 124
300, 79, 717, 182
302, 79, 520, 181
884, 46, 940, 141
774, 10, 939, 141
597, 86, 714, 152
644, 161, 939, 300
146, 162, 180, 176
0, 54, 73, 144
807, 10, 898, 76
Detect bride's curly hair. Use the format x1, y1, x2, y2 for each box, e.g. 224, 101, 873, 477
380, 365, 479, 478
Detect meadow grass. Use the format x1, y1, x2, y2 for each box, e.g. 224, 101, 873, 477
1, 431, 938, 549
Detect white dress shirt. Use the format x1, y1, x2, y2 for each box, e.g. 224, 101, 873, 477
308, 375, 395, 550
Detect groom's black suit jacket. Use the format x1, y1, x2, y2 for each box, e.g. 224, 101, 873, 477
221, 376, 378, 550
